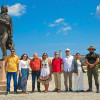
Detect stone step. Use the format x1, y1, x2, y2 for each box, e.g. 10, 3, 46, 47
0, 85, 6, 91
0, 81, 6, 85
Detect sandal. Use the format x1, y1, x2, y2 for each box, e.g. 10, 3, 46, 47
44, 90, 48, 93
24, 91, 29, 94
42, 90, 46, 92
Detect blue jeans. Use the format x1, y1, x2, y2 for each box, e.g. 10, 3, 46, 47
32, 70, 40, 90
7, 72, 17, 92
18, 73, 22, 89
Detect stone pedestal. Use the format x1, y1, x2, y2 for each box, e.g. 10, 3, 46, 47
0, 61, 7, 91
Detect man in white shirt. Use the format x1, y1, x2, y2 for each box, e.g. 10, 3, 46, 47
62, 49, 74, 92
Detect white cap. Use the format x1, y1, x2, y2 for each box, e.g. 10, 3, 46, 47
65, 48, 70, 51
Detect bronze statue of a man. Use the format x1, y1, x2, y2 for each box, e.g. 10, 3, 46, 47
0, 5, 14, 60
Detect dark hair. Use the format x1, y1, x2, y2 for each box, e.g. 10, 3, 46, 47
54, 52, 58, 54
76, 53, 80, 55
20, 54, 28, 60
10, 49, 15, 51
42, 53, 48, 60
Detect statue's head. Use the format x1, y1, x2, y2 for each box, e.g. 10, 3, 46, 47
1, 5, 8, 13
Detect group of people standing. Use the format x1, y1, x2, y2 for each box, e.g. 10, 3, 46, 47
4, 46, 99, 95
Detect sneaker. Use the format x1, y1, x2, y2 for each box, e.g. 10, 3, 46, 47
69, 89, 73, 92
53, 88, 58, 92
65, 89, 68, 92
5, 92, 10, 95
86, 89, 92, 92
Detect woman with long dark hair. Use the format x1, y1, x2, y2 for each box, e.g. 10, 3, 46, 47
18, 54, 29, 94
74, 53, 85, 92
38, 53, 52, 93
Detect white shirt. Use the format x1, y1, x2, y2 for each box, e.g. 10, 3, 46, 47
77, 61, 82, 71
19, 60, 29, 71
62, 55, 74, 72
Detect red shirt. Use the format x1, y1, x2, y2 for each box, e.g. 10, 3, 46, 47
52, 58, 63, 72
30, 58, 41, 71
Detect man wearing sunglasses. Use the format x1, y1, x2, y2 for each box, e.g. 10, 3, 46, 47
5, 49, 19, 95
85, 46, 99, 93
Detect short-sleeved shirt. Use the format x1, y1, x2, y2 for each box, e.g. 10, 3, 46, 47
85, 53, 99, 64
30, 58, 41, 71
5, 55, 20, 72
52, 58, 63, 72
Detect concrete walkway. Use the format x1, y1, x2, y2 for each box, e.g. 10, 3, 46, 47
0, 73, 100, 100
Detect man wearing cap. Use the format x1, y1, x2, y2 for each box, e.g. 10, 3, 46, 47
62, 49, 74, 92
85, 46, 99, 93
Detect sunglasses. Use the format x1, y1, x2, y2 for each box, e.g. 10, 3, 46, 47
11, 51, 15, 52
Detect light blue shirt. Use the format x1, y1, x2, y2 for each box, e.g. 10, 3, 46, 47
62, 55, 74, 72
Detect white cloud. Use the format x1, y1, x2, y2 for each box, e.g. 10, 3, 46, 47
63, 26, 71, 31
48, 18, 72, 35
48, 24, 56, 27
8, 3, 26, 16
46, 33, 50, 36
95, 4, 100, 18
56, 28, 62, 34
56, 26, 72, 34
62, 22, 68, 26
48, 18, 65, 27
55, 18, 64, 23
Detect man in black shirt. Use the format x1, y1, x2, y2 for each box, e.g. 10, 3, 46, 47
85, 46, 99, 93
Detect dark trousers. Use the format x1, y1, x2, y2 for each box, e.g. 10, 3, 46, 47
87, 66, 99, 90
32, 70, 40, 90
7, 72, 17, 92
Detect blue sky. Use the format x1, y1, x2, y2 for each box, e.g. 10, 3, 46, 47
0, 0, 100, 57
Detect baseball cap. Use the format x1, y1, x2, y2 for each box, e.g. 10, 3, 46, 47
65, 48, 70, 52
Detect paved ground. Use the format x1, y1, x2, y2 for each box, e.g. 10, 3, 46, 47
0, 73, 100, 100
